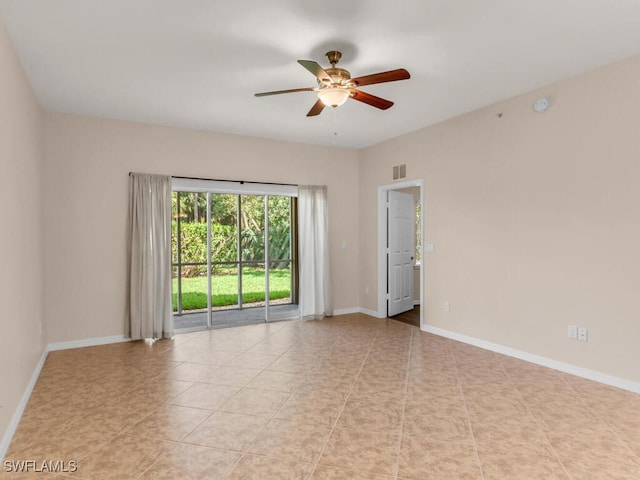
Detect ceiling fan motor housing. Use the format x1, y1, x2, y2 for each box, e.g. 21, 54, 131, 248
320, 68, 352, 87
322, 51, 352, 87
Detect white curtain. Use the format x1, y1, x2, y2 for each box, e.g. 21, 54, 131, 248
129, 173, 173, 339
298, 185, 333, 319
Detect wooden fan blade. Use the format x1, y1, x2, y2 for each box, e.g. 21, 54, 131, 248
351, 68, 410, 87
298, 60, 332, 83
255, 87, 315, 97
349, 89, 394, 110
306, 99, 325, 117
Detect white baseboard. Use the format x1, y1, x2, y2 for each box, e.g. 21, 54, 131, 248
273, 307, 390, 320
47, 335, 131, 352
333, 307, 360, 316
358, 307, 384, 318
0, 349, 48, 461
354, 306, 422, 318
333, 307, 385, 318
422, 325, 640, 394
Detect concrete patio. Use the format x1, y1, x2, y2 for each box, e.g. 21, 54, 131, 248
173, 303, 299, 331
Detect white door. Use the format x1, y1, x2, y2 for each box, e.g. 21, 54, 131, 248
387, 191, 415, 316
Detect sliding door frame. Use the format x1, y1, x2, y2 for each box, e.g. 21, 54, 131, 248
172, 178, 298, 328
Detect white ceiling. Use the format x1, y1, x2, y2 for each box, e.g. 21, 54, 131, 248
2, 1, 640, 149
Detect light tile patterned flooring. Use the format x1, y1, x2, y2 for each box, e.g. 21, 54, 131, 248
3, 313, 640, 479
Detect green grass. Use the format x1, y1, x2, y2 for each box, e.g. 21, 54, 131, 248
173, 268, 291, 310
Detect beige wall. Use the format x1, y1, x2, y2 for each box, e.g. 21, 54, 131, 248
0, 20, 45, 444
43, 113, 360, 343
359, 54, 640, 383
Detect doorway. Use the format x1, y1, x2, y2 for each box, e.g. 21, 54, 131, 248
377, 179, 424, 328
171, 184, 299, 331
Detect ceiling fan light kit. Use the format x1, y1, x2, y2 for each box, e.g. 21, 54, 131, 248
255, 50, 410, 116
317, 87, 350, 107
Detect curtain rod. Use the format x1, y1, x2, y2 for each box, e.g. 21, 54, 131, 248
128, 172, 297, 187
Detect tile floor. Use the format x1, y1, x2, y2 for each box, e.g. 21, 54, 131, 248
3, 313, 640, 479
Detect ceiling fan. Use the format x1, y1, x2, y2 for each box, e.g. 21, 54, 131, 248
255, 51, 410, 117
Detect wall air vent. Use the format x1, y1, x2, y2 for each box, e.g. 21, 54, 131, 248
393, 164, 407, 180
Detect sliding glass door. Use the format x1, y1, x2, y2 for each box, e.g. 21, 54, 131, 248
210, 193, 239, 314
268, 195, 296, 309
172, 189, 297, 330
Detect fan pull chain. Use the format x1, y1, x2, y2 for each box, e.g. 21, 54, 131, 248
332, 106, 338, 145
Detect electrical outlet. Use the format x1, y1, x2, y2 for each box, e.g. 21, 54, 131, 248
568, 325, 578, 339
443, 301, 450, 312
578, 327, 588, 342
364, 286, 369, 295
